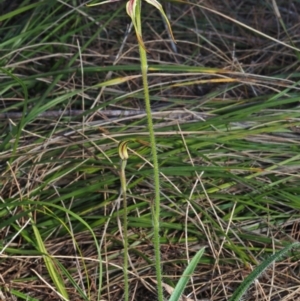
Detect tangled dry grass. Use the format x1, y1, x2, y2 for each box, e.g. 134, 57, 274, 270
1, 0, 300, 300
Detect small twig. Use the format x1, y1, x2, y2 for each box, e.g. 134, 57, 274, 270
0, 109, 151, 119
0, 108, 214, 120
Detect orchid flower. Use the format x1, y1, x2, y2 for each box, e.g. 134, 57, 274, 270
88, 0, 175, 50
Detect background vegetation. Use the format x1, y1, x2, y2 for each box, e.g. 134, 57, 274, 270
1, 0, 300, 300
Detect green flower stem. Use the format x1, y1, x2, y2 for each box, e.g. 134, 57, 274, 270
136, 1, 163, 300
120, 158, 129, 301
139, 43, 163, 300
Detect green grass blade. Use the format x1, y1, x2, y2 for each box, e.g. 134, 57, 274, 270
31, 217, 69, 300
0, 2, 43, 22
10, 289, 40, 301
229, 242, 300, 301
169, 247, 205, 301
54, 260, 90, 301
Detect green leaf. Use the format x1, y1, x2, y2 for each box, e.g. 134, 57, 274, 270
31, 220, 69, 300
0, 2, 43, 22
144, 0, 175, 42
229, 242, 300, 301
169, 247, 205, 301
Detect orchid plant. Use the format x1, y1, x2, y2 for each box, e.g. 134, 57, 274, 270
88, 1, 175, 301
89, 0, 174, 51
126, 0, 175, 50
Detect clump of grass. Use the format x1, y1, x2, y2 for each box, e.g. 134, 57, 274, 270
1, 1, 300, 301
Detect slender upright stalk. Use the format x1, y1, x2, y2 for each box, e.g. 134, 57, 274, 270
136, 1, 163, 300
88, 0, 170, 299
119, 153, 129, 301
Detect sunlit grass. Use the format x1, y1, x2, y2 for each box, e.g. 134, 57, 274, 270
0, 0, 300, 300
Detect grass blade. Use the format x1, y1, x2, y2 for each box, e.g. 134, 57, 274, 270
229, 242, 300, 301
31, 216, 69, 300
169, 247, 205, 301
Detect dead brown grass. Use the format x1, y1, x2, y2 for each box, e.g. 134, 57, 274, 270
1, 0, 300, 300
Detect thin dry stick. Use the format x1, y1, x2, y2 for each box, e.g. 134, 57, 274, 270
0, 108, 213, 121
